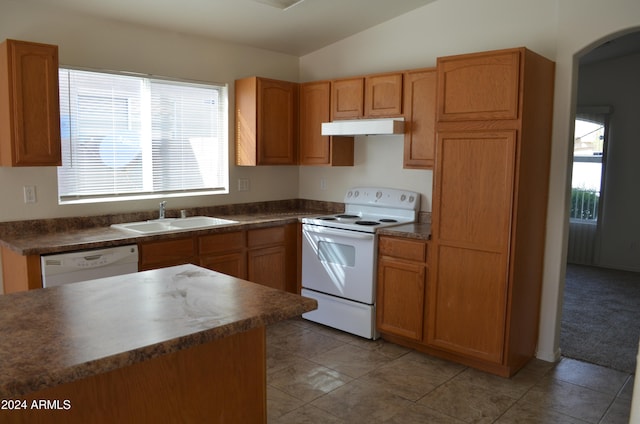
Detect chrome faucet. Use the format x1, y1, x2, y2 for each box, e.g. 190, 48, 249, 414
159, 201, 166, 220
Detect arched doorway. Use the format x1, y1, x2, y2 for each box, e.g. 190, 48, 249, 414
560, 29, 640, 374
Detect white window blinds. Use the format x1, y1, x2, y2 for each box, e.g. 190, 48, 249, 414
58, 68, 228, 203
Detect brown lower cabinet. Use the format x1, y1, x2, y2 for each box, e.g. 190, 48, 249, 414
138, 223, 298, 293
376, 236, 427, 342
199, 231, 247, 279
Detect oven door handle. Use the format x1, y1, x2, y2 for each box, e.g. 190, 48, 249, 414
302, 226, 375, 240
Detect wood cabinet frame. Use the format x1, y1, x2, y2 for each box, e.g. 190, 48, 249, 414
0, 39, 61, 166
138, 224, 299, 293
376, 236, 427, 341
235, 76, 298, 166
298, 81, 354, 166
427, 47, 555, 376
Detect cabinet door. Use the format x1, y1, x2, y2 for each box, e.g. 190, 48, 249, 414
299, 81, 331, 164
247, 224, 297, 293
138, 237, 197, 270
200, 252, 247, 279
429, 245, 508, 363
437, 49, 521, 122
377, 236, 427, 341
428, 130, 516, 363
331, 77, 363, 119
403, 69, 436, 169
235, 77, 297, 166
248, 245, 286, 291
364, 73, 403, 117
0, 39, 61, 166
377, 256, 426, 341
299, 81, 354, 166
199, 231, 246, 278
433, 131, 516, 248
258, 78, 298, 164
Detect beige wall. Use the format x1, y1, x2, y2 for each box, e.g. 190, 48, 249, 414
299, 0, 640, 366
297, 0, 559, 221
0, 0, 301, 222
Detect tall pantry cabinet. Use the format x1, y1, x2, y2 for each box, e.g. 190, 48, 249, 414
428, 48, 555, 376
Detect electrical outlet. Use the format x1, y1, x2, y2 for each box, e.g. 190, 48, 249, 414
238, 178, 250, 192
23, 185, 37, 203
320, 178, 327, 190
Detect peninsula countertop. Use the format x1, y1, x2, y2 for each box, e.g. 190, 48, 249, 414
0, 264, 317, 397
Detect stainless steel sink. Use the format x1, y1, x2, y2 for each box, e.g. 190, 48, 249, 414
111, 216, 238, 234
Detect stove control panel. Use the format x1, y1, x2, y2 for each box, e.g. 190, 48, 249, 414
345, 187, 420, 210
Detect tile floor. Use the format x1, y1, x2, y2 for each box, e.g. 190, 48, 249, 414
266, 318, 635, 423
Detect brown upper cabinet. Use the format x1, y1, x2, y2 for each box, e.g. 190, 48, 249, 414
330, 77, 364, 119
402, 68, 436, 169
235, 76, 298, 166
0, 39, 61, 167
436, 49, 521, 122
365, 73, 403, 117
299, 81, 353, 166
330, 73, 403, 120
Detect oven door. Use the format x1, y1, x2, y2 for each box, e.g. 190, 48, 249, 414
301, 224, 375, 304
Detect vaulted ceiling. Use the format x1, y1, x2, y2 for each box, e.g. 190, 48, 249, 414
19, 0, 435, 56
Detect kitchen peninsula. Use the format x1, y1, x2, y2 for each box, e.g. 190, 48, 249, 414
0, 264, 317, 423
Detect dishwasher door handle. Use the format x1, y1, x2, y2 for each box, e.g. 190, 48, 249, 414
83, 254, 103, 261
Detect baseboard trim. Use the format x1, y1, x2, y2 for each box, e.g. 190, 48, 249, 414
536, 346, 562, 363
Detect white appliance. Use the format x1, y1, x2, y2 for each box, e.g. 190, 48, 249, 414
301, 187, 420, 339
41, 245, 139, 287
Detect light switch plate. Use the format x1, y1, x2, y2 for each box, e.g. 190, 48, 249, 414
23, 185, 37, 203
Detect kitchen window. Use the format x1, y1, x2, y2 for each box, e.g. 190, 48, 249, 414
57, 68, 228, 204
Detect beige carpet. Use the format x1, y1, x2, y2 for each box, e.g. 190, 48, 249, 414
560, 264, 640, 373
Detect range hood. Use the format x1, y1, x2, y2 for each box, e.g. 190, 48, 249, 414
321, 118, 405, 136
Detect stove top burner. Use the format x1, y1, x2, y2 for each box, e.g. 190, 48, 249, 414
303, 187, 420, 233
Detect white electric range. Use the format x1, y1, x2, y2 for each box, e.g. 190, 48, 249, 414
301, 187, 420, 339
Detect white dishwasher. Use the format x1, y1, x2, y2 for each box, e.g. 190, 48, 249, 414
41, 245, 139, 288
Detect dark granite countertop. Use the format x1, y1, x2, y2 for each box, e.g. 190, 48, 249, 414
0, 200, 431, 256
0, 264, 317, 397
378, 222, 431, 241
0, 212, 316, 256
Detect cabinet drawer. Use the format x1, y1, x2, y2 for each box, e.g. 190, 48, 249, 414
139, 237, 197, 268
247, 226, 285, 248
378, 237, 427, 262
199, 231, 245, 254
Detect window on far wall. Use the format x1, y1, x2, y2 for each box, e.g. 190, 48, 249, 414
57, 68, 229, 204
570, 110, 609, 222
